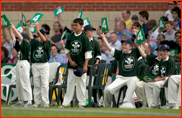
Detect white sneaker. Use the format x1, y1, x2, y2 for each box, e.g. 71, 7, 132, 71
172, 106, 180, 109
43, 104, 49, 108
160, 105, 173, 109
58, 105, 69, 108
11, 101, 24, 107
140, 104, 148, 109
31, 104, 40, 108
119, 102, 136, 109
24, 102, 32, 107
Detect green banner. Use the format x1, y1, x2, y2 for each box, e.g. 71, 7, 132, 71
30, 13, 43, 23
83, 17, 91, 27
26, 27, 37, 35
169, 49, 178, 58
16, 23, 23, 34
159, 18, 166, 31
136, 28, 146, 46
151, 25, 158, 32
53, 6, 64, 17
138, 74, 155, 82
77, 10, 83, 18
22, 13, 27, 26
101, 18, 109, 33
1, 15, 11, 27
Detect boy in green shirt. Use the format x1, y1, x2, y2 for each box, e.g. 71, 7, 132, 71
59, 18, 92, 108
9, 24, 32, 107
27, 22, 51, 107
100, 32, 148, 108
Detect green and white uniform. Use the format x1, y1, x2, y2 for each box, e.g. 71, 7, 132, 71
145, 56, 176, 108
12, 38, 32, 102
104, 48, 141, 107
30, 39, 51, 106
63, 32, 92, 107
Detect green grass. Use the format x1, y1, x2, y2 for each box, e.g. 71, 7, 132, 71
1, 103, 181, 117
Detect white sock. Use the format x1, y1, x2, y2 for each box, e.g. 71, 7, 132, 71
28, 101, 32, 104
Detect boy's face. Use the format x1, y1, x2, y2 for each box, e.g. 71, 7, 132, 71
73, 22, 83, 32
121, 42, 132, 52
168, 1, 175, 10
162, 50, 170, 59
172, 11, 178, 19
132, 19, 138, 23
85, 30, 94, 38
139, 15, 145, 22
53, 23, 60, 32
175, 33, 181, 43
157, 50, 162, 58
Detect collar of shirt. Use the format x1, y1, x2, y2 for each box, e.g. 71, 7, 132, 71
155, 57, 160, 61
74, 31, 82, 37
89, 37, 93, 42
122, 50, 132, 54
163, 56, 169, 62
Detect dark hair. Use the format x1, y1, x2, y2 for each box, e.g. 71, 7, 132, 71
1, 46, 9, 57
161, 34, 165, 39
51, 44, 58, 50
122, 9, 131, 15
160, 16, 168, 22
172, 7, 181, 18
73, 18, 83, 25
172, 1, 177, 4
148, 19, 157, 27
175, 31, 181, 36
42, 24, 50, 35
132, 22, 142, 29
97, 37, 103, 42
139, 11, 149, 20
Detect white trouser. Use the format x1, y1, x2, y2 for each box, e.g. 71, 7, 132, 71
135, 81, 147, 106
168, 75, 181, 106
145, 79, 166, 108
16, 60, 32, 101
32, 62, 49, 106
104, 75, 139, 107
85, 76, 94, 99
62, 69, 87, 107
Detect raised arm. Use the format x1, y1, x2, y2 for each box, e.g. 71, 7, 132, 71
10, 23, 23, 41
8, 28, 15, 41
1, 25, 11, 43
35, 22, 46, 42
57, 7, 66, 30
27, 21, 34, 39
100, 33, 112, 51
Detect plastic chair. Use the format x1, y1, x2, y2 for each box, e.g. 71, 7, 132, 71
87, 63, 111, 104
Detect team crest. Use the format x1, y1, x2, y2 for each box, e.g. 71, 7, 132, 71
152, 64, 159, 76
160, 66, 166, 77
17, 51, 22, 60
33, 46, 44, 61
70, 40, 82, 55
122, 56, 135, 71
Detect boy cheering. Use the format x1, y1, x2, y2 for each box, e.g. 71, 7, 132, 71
59, 18, 92, 108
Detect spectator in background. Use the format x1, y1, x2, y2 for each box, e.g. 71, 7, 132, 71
41, 24, 55, 44
1, 25, 13, 59
139, 11, 149, 38
130, 15, 139, 32
165, 1, 177, 21
1, 46, 11, 63
121, 34, 130, 41
157, 34, 165, 45
160, 16, 169, 33
105, 32, 121, 63
97, 37, 107, 54
144, 44, 155, 57
115, 20, 133, 41
121, 9, 133, 30
51, 21, 65, 50
162, 21, 176, 42
177, 1, 181, 9
8, 48, 17, 64
147, 19, 158, 55
49, 44, 66, 64
131, 22, 142, 43
171, 7, 181, 31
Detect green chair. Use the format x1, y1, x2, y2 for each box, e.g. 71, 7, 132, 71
86, 63, 111, 104
49, 63, 68, 106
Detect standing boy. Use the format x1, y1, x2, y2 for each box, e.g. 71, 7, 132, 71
28, 22, 51, 107
59, 18, 92, 108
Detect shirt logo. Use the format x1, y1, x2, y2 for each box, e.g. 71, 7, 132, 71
152, 64, 159, 76
17, 51, 22, 60
70, 40, 82, 55
33, 46, 44, 61
122, 56, 135, 71
160, 66, 166, 77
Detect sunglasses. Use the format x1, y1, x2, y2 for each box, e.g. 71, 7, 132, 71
168, 3, 174, 5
